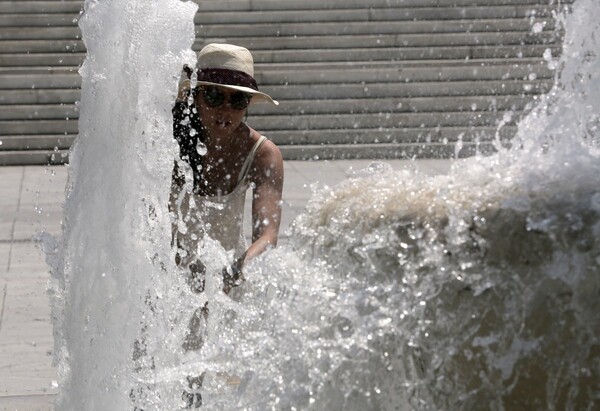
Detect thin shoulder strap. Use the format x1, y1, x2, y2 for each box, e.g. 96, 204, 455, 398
236, 135, 267, 185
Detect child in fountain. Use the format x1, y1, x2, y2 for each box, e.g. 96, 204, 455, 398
169, 43, 283, 407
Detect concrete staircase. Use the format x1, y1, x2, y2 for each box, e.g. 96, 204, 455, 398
0, 0, 573, 164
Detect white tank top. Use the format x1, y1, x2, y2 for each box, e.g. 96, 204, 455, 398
171, 136, 267, 267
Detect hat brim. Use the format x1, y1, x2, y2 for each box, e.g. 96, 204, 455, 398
196, 81, 279, 106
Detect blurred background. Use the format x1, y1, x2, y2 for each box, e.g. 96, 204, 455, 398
0, 0, 572, 165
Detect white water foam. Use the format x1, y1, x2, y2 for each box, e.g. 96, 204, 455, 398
45, 0, 197, 408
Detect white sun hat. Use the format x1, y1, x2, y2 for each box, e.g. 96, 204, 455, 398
183, 43, 278, 106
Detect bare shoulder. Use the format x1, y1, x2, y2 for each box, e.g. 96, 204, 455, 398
250, 134, 284, 183
257, 137, 282, 165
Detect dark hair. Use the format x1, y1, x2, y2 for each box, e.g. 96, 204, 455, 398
172, 94, 204, 190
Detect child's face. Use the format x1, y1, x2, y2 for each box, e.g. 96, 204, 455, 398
195, 86, 250, 138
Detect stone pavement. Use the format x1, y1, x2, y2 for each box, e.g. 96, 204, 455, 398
0, 159, 451, 410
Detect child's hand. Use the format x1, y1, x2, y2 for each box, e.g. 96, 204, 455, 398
222, 255, 245, 294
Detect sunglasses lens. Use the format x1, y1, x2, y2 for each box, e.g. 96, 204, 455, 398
230, 92, 251, 110
201, 87, 250, 110
203, 87, 224, 107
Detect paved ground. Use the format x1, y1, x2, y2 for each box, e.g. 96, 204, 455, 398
0, 159, 452, 410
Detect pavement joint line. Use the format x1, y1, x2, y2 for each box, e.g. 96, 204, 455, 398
6, 166, 26, 273
0, 393, 57, 399
0, 238, 41, 244
0, 283, 6, 335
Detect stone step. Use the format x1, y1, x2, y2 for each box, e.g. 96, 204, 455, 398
0, 119, 78, 135
0, 53, 81, 67
0, 95, 535, 121
0, 105, 79, 120
0, 40, 81, 54
0, 134, 74, 150
0, 19, 559, 40
0, 30, 560, 54
0, 0, 575, 15
0, 57, 551, 75
192, 6, 566, 25
0, 126, 516, 155
0, 78, 551, 106
0, 14, 78, 27
0, 110, 522, 136
200, 19, 559, 38
205, 31, 560, 49
0, 44, 561, 67
0, 141, 500, 164
0, 89, 79, 105
260, 64, 554, 85
0, 66, 80, 75
0, 4, 568, 27
253, 45, 561, 63
0, 74, 80, 89
0, 149, 68, 165
0, 1, 82, 14
0, 0, 567, 165
0, 63, 554, 90
263, 80, 550, 100
282, 141, 500, 160
252, 111, 521, 130
0, 142, 495, 163
194, 0, 574, 12
267, 126, 517, 146
0, 126, 516, 157
257, 96, 535, 116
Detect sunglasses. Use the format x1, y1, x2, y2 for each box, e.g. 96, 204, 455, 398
200, 86, 252, 110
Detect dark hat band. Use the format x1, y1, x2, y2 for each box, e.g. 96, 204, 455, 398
195, 68, 258, 91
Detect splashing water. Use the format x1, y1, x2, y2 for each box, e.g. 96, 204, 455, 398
45, 0, 198, 409
47, 0, 599, 409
